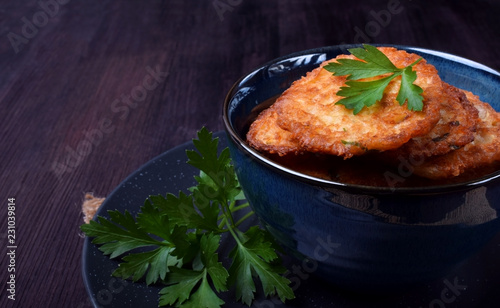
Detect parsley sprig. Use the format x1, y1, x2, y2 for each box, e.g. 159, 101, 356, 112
81, 128, 295, 307
324, 44, 424, 114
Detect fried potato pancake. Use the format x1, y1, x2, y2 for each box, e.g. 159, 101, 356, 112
383, 82, 479, 159
246, 46, 500, 185
413, 90, 500, 179
246, 104, 301, 155
273, 47, 443, 158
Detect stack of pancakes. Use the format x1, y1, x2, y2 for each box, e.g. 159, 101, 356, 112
247, 47, 500, 183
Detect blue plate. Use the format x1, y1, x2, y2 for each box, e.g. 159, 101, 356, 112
83, 46, 500, 307
82, 133, 500, 308
82, 132, 500, 307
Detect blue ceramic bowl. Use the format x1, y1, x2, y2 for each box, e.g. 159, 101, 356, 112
223, 45, 500, 292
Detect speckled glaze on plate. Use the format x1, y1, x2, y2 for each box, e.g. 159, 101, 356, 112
82, 133, 500, 308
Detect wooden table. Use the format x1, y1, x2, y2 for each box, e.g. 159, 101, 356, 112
1, 1, 499, 307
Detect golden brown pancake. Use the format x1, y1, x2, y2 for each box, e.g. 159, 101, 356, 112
272, 47, 443, 158
246, 104, 301, 155
382, 82, 479, 160
413, 90, 500, 179
246, 46, 500, 185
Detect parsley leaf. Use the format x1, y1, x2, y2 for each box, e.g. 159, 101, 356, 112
159, 233, 228, 308
80, 203, 187, 285
325, 44, 398, 80
186, 128, 241, 205
336, 75, 395, 114
81, 209, 172, 259
81, 127, 295, 307
113, 246, 180, 285
148, 191, 221, 232
397, 65, 424, 111
228, 226, 294, 305
323, 44, 424, 114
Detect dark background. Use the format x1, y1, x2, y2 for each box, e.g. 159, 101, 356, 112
1, 0, 499, 307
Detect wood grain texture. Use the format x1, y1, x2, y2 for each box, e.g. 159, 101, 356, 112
0, 0, 499, 307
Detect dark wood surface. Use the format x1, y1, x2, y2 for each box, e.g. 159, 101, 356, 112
1, 1, 500, 307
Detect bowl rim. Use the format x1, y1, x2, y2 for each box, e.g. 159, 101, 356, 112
223, 44, 500, 195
